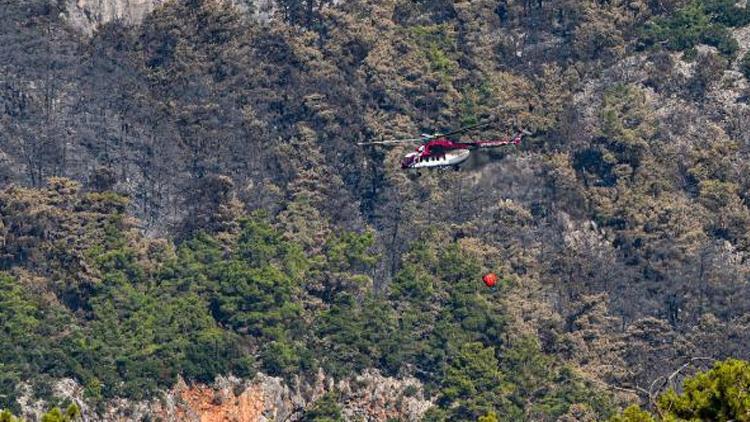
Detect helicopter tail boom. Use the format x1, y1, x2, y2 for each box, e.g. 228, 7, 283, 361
469, 129, 531, 148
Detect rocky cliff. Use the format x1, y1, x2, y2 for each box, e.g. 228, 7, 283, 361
64, 0, 276, 33
21, 371, 432, 421
65, 0, 165, 33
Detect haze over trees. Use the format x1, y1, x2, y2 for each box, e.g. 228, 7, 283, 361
1, 0, 750, 419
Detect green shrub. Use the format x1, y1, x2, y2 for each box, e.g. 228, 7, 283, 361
610, 359, 750, 421
639, 0, 743, 58
741, 51, 750, 80
302, 392, 344, 422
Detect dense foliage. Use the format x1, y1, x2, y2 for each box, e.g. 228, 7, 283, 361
639, 0, 749, 57
611, 359, 750, 421
0, 181, 611, 419
742, 51, 750, 79
0, 405, 79, 422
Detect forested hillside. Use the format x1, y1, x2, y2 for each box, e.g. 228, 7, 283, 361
1, 0, 750, 420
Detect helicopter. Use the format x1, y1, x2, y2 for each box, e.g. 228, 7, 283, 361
358, 122, 530, 170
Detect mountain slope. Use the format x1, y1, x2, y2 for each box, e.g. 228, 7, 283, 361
1, 0, 750, 419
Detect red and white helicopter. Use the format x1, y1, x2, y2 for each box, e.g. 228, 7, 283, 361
359, 123, 530, 170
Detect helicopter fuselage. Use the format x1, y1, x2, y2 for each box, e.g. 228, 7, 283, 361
401, 147, 470, 169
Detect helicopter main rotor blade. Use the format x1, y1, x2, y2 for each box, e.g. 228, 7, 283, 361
357, 138, 425, 146
435, 122, 490, 137
358, 121, 494, 146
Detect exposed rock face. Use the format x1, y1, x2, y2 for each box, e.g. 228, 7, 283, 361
64, 0, 278, 33
65, 0, 165, 33
338, 371, 432, 421
23, 371, 432, 421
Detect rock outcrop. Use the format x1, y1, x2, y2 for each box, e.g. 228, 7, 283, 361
64, 0, 277, 33
24, 370, 432, 421
65, 0, 165, 33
